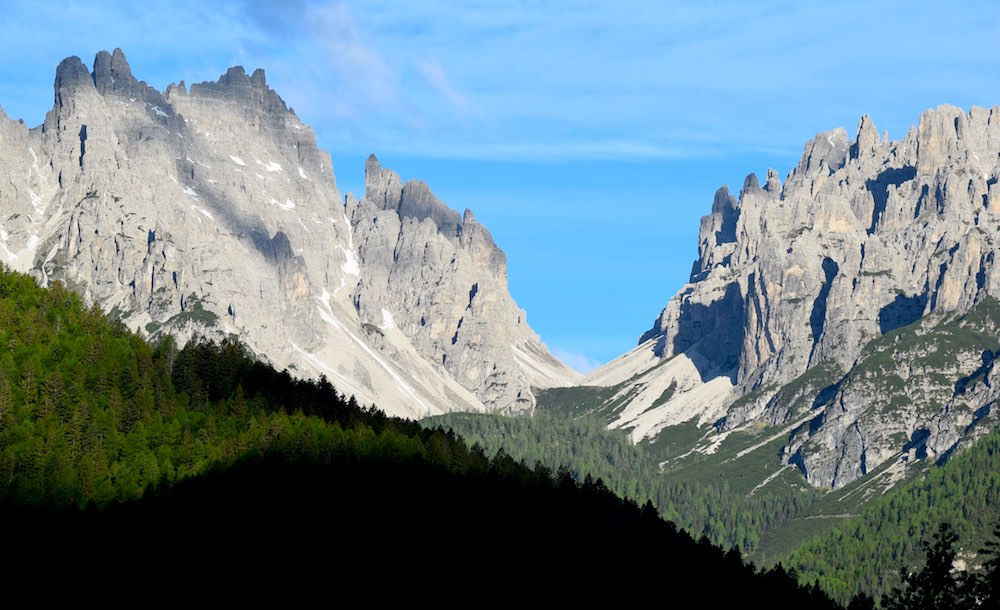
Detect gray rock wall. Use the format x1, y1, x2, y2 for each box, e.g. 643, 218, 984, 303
0, 49, 578, 418
621, 104, 1000, 488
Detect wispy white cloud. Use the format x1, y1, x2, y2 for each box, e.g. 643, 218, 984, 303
3, 0, 1000, 368
367, 137, 724, 162
6, 1, 999, 163
307, 3, 399, 109
413, 60, 469, 112
550, 347, 603, 374
324, 0, 1000, 162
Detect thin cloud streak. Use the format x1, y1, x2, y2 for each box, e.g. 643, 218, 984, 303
550, 348, 603, 375
413, 60, 469, 113
361, 137, 803, 163
5, 1, 997, 164
1, 0, 999, 366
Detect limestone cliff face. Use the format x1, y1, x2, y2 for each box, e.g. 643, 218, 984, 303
592, 104, 1000, 489
0, 49, 578, 419
348, 156, 577, 413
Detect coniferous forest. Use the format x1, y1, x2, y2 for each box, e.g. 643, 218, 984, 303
787, 428, 1000, 604
430, 402, 1000, 607
0, 266, 837, 604
5, 263, 1000, 607
426, 409, 817, 556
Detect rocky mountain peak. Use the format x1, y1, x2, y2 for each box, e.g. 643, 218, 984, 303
53, 56, 93, 107
851, 114, 880, 160
740, 172, 762, 196
363, 154, 463, 236
351, 152, 577, 413
711, 185, 736, 214
591, 102, 1000, 490
0, 49, 577, 420
92, 48, 168, 112
684, 185, 739, 285
92, 48, 134, 94
790, 128, 848, 185
184, 64, 290, 125
915, 104, 978, 169
363, 154, 401, 207
764, 168, 782, 194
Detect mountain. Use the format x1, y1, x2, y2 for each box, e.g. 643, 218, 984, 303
417, 103, 1000, 603
577, 104, 1000, 490
0, 49, 577, 419
430, 386, 1000, 604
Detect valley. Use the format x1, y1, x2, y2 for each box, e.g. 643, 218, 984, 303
2, 45, 1000, 607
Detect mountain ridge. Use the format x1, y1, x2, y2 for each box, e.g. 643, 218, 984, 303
583, 103, 1000, 489
0, 48, 578, 419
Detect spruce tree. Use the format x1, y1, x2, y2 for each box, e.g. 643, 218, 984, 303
884, 523, 965, 610
972, 525, 1000, 609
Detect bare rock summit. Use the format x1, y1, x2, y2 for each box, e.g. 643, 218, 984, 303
0, 49, 578, 419
588, 104, 1000, 489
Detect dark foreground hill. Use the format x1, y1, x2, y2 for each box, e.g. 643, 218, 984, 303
6, 453, 838, 605
0, 266, 836, 606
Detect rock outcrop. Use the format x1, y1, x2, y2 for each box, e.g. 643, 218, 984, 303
350, 156, 577, 412
589, 105, 1000, 489
0, 49, 578, 419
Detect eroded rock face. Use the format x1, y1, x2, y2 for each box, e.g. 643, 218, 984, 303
0, 49, 578, 419
594, 105, 1000, 488
349, 155, 578, 413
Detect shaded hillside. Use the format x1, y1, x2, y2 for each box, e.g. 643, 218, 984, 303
426, 408, 819, 556
6, 451, 839, 605
0, 266, 837, 606
430, 389, 1000, 605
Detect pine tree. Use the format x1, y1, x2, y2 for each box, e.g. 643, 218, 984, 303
0, 373, 12, 430
972, 525, 1000, 609
883, 523, 966, 610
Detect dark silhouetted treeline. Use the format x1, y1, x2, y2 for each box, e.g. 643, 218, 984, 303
0, 266, 841, 605
6, 450, 841, 606
878, 523, 1000, 610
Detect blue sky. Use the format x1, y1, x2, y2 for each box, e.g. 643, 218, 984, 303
2, 1, 1000, 372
